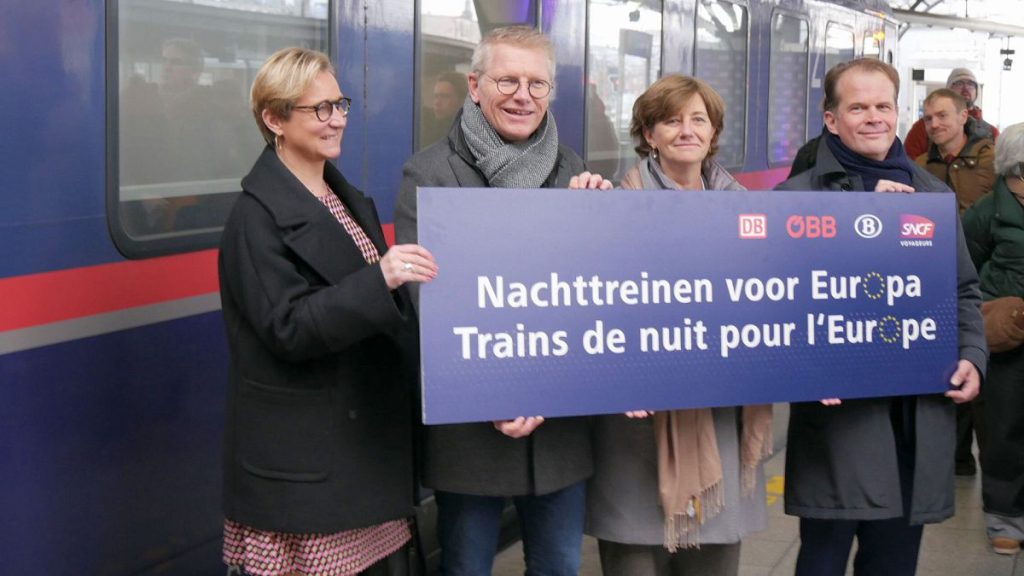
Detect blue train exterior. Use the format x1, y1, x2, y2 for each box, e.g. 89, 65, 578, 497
0, 1, 896, 573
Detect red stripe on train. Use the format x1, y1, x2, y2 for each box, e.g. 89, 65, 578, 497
0, 250, 220, 332
733, 167, 791, 190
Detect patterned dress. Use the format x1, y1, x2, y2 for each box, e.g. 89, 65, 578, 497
223, 190, 411, 576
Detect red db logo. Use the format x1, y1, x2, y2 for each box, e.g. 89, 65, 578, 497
900, 215, 935, 239
739, 214, 767, 239
786, 215, 836, 238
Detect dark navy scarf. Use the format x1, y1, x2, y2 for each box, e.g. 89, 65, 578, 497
824, 130, 915, 191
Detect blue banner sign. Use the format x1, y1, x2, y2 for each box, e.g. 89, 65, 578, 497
417, 187, 958, 424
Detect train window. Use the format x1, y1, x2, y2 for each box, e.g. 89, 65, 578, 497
694, 0, 748, 169
585, 0, 662, 182
109, 0, 329, 258
824, 24, 855, 74
767, 13, 808, 165
416, 1, 538, 151
863, 30, 883, 60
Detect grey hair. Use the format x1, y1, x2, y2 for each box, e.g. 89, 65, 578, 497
470, 25, 555, 80
995, 122, 1024, 178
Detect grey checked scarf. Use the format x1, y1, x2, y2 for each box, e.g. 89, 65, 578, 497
459, 95, 559, 188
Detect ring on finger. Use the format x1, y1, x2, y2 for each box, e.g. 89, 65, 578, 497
402, 262, 414, 272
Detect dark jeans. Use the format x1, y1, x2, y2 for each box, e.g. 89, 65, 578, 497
795, 397, 923, 576
795, 516, 923, 576
435, 480, 586, 576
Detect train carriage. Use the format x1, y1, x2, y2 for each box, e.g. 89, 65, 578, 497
0, 0, 897, 573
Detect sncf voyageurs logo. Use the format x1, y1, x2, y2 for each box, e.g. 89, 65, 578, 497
899, 215, 935, 247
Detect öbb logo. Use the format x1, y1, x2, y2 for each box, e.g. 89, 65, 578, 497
786, 215, 836, 238
739, 214, 767, 239
900, 215, 935, 239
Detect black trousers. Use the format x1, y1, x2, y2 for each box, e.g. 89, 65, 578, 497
795, 398, 923, 576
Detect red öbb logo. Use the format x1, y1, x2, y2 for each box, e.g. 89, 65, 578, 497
786, 215, 836, 238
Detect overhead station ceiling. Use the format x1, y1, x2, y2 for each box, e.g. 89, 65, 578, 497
890, 0, 1024, 36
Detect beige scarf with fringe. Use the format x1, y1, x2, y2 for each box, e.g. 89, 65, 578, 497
655, 404, 773, 551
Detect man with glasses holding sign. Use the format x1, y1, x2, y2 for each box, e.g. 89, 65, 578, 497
905, 67, 1000, 160
396, 25, 611, 576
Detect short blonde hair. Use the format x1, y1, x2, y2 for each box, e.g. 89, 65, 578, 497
630, 74, 726, 160
471, 26, 555, 80
250, 48, 335, 145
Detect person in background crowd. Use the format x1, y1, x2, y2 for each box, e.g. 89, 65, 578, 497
776, 58, 987, 576
219, 47, 437, 576
917, 88, 996, 215
962, 122, 1024, 556
904, 67, 999, 160
395, 26, 611, 576
916, 87, 996, 480
586, 74, 772, 576
419, 71, 468, 148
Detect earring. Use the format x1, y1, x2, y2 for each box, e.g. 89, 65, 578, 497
274, 134, 283, 149
650, 146, 658, 159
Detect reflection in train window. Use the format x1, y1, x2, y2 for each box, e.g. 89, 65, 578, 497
768, 13, 808, 165
585, 0, 662, 182
824, 24, 855, 76
111, 0, 328, 257
416, 1, 537, 152
863, 30, 883, 60
694, 0, 748, 169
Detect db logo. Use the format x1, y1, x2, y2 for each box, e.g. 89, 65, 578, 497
786, 215, 836, 238
900, 215, 935, 238
739, 214, 767, 239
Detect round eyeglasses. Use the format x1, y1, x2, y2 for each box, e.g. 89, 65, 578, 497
293, 97, 352, 121
482, 74, 553, 99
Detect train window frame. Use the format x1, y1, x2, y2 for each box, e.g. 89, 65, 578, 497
105, 0, 333, 259
583, 0, 665, 183
692, 0, 750, 171
766, 9, 809, 168
823, 22, 855, 77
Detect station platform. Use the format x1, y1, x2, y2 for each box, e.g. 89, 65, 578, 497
493, 432, 1023, 575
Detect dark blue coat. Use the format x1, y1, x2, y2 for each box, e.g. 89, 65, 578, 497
776, 140, 988, 524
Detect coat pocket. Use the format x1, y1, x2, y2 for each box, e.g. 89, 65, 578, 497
237, 378, 331, 482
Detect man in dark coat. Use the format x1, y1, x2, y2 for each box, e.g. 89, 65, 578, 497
776, 58, 988, 576
395, 26, 610, 576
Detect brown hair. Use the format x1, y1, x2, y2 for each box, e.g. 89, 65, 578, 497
822, 58, 899, 113
923, 88, 967, 113
250, 48, 335, 145
630, 74, 726, 160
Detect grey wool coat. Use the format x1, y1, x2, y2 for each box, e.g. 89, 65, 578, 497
587, 159, 768, 545
394, 113, 594, 496
776, 140, 988, 524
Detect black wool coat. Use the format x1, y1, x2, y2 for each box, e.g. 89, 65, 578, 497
395, 114, 594, 497
776, 140, 988, 524
220, 146, 419, 533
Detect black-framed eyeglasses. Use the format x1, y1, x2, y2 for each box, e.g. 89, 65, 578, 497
292, 97, 352, 121
482, 74, 553, 99
951, 79, 978, 90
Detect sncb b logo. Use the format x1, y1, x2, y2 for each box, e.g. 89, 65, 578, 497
854, 214, 883, 239
786, 215, 836, 238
